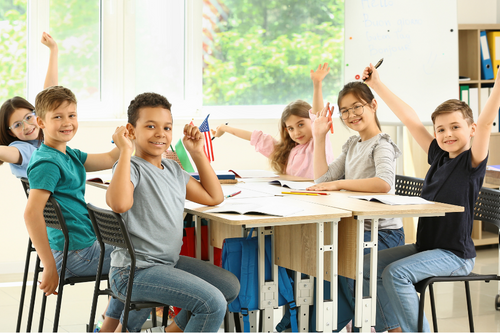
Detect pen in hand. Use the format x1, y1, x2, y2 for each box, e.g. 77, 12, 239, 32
363, 58, 384, 82
212, 122, 228, 140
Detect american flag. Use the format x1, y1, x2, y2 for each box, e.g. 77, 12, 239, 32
199, 114, 214, 162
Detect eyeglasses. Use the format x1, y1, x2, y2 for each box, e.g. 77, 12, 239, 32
9, 112, 37, 132
340, 104, 367, 120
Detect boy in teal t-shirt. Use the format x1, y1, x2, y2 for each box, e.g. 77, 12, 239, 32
24, 86, 128, 331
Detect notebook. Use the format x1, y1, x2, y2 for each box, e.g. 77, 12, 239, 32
86, 173, 113, 185
268, 180, 316, 190
350, 195, 434, 205
205, 197, 303, 217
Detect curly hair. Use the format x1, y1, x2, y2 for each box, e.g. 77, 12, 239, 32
127, 92, 172, 126
269, 100, 311, 175
431, 99, 474, 125
0, 97, 42, 166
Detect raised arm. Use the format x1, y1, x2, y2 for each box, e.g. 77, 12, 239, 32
106, 126, 134, 213
24, 189, 59, 296
0, 146, 22, 164
84, 127, 127, 172
312, 104, 333, 178
471, 66, 500, 167
363, 63, 434, 154
184, 124, 224, 205
310, 63, 330, 114
41, 32, 58, 89
210, 124, 252, 141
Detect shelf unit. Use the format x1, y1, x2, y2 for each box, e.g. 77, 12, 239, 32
459, 24, 500, 247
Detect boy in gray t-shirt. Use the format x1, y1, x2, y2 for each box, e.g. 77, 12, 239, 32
106, 92, 239, 332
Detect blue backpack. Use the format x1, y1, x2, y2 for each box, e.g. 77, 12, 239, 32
222, 228, 298, 332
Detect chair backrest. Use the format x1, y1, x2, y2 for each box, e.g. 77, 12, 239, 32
474, 187, 500, 229
20, 177, 69, 238
395, 175, 424, 197
87, 203, 136, 266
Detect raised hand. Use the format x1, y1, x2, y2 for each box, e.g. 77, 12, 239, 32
210, 124, 226, 138
362, 63, 380, 87
183, 123, 204, 155
112, 126, 133, 154
312, 103, 333, 139
41, 32, 58, 51
310, 63, 330, 84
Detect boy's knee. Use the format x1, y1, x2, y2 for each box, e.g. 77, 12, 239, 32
225, 272, 240, 303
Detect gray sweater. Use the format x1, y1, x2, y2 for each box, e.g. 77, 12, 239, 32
316, 133, 403, 231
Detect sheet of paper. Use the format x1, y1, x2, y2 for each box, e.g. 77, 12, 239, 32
350, 195, 434, 205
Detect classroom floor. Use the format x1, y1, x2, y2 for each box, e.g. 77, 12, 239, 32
0, 246, 499, 332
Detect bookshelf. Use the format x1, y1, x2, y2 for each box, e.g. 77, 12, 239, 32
458, 24, 500, 247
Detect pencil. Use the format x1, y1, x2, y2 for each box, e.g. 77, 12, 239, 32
290, 190, 329, 195
282, 191, 320, 196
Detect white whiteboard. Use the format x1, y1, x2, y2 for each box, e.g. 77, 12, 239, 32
345, 0, 458, 124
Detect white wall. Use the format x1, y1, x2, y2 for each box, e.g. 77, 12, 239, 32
1, 0, 500, 274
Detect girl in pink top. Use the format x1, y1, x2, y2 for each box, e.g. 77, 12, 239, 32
211, 64, 334, 179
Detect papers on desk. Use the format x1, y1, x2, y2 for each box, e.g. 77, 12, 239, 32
268, 180, 316, 190
221, 187, 274, 200
205, 197, 303, 217
228, 169, 278, 178
86, 173, 113, 184
350, 194, 434, 205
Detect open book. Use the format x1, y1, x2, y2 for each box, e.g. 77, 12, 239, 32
205, 198, 303, 217
268, 180, 316, 190
350, 195, 434, 205
86, 173, 113, 185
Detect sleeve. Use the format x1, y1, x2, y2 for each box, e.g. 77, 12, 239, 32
315, 152, 347, 184
250, 130, 277, 158
372, 141, 399, 188
27, 160, 61, 193
467, 150, 488, 177
70, 147, 88, 165
427, 139, 441, 165
8, 141, 37, 170
112, 158, 140, 188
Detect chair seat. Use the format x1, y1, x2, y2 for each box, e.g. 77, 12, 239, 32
415, 272, 500, 294
64, 274, 109, 285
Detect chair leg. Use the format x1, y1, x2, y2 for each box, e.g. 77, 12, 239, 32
418, 284, 426, 332
152, 308, 157, 326
464, 281, 475, 332
162, 306, 169, 327
16, 240, 34, 332
26, 255, 43, 332
429, 284, 438, 332
52, 279, 66, 332
38, 294, 47, 332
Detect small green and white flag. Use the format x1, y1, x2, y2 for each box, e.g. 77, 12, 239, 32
174, 139, 195, 172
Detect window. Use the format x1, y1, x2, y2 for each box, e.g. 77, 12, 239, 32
0, 0, 28, 102
201, 0, 344, 117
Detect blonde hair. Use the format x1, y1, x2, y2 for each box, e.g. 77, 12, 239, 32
270, 100, 311, 174
35, 86, 77, 119
431, 99, 474, 125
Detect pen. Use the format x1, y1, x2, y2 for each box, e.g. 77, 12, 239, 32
225, 190, 241, 198
363, 58, 384, 82
282, 191, 320, 196
290, 190, 329, 195
327, 104, 334, 134
212, 122, 228, 140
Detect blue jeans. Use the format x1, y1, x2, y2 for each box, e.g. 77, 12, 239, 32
336, 227, 405, 332
366, 244, 475, 332
52, 240, 123, 320
109, 255, 240, 332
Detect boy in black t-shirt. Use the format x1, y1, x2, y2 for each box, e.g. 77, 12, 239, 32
360, 65, 500, 332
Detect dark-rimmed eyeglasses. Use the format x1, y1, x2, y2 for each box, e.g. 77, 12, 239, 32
340, 104, 367, 120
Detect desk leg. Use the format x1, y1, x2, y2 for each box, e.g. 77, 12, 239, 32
258, 227, 278, 333
354, 218, 379, 332
207, 219, 214, 264
294, 272, 313, 332
315, 220, 338, 333
194, 215, 202, 260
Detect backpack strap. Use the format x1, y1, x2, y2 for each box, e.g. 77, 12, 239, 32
265, 236, 298, 332
239, 228, 256, 332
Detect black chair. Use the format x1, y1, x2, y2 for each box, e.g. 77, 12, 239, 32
395, 175, 500, 332
87, 203, 170, 332
19, 178, 105, 332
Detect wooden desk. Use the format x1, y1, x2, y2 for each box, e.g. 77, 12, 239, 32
185, 195, 351, 333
